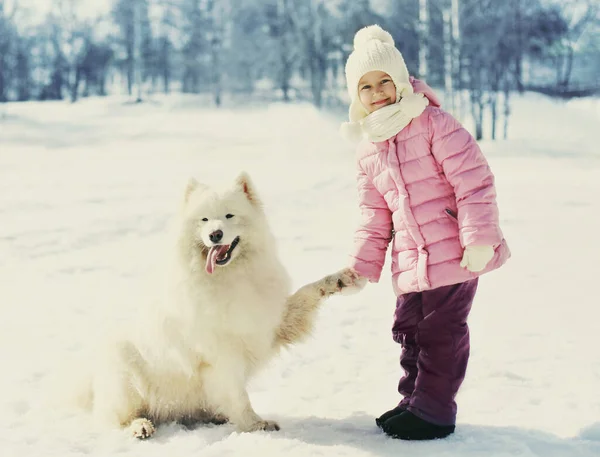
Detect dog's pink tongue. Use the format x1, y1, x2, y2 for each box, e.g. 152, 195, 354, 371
205, 245, 228, 274
206, 247, 218, 274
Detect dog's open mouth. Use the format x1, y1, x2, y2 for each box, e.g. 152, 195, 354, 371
205, 237, 240, 274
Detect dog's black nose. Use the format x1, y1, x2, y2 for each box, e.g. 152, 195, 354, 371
209, 230, 223, 243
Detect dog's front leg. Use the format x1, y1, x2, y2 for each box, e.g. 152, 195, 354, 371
276, 267, 364, 347
202, 365, 279, 432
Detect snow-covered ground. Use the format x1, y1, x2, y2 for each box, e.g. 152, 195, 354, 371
1, 91, 599, 456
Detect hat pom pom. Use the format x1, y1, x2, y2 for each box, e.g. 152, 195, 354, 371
340, 121, 364, 143
399, 93, 429, 118
353, 25, 394, 50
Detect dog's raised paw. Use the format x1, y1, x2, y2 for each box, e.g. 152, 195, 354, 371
129, 418, 156, 439
339, 268, 368, 295
320, 268, 366, 296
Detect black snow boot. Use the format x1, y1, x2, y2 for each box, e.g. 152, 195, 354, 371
381, 410, 455, 440
375, 405, 406, 429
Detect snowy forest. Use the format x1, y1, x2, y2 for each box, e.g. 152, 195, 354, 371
0, 0, 598, 139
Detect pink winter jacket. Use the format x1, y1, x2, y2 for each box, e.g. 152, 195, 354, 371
349, 78, 510, 296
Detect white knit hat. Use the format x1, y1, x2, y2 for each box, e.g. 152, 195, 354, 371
344, 25, 413, 125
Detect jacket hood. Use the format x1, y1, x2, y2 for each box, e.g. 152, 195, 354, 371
409, 76, 441, 108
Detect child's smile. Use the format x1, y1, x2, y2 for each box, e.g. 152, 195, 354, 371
358, 70, 397, 113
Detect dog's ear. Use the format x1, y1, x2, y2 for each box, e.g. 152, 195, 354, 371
234, 172, 262, 206
183, 177, 207, 203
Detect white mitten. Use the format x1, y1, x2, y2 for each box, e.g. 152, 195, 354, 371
460, 245, 494, 272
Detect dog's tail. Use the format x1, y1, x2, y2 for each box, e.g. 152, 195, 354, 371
43, 356, 94, 412
71, 373, 94, 411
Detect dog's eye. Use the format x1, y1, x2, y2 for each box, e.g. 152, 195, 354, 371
225, 214, 234, 219
201, 217, 208, 222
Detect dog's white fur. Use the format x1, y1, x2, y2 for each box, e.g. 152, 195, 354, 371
76, 172, 361, 438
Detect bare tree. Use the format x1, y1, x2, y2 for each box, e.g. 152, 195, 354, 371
275, 0, 295, 101
1, 0, 597, 117
113, 0, 153, 100
450, 0, 462, 117
49, 0, 92, 102
132, 0, 143, 102
156, 4, 177, 94
14, 35, 32, 101
289, 0, 334, 107
206, 0, 227, 106
0, 0, 19, 102
180, 0, 205, 93
555, 1, 598, 90
443, 8, 452, 111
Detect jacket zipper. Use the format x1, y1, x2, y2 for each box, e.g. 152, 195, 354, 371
445, 208, 458, 221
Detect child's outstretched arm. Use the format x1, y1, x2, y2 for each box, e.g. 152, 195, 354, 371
349, 163, 393, 283
428, 109, 504, 249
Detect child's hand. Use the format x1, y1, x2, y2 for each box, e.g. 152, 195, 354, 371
339, 267, 368, 295
460, 245, 494, 272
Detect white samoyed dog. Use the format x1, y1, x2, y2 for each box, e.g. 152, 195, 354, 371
74, 172, 363, 439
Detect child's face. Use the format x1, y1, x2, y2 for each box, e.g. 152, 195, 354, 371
358, 71, 397, 113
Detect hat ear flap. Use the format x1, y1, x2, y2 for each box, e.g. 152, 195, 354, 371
395, 82, 413, 101
340, 121, 364, 143
349, 98, 368, 123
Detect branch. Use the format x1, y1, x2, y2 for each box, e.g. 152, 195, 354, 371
567, 4, 597, 43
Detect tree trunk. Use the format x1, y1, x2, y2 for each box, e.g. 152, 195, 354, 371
311, 2, 325, 108
503, 77, 510, 140
310, 57, 325, 108
15, 46, 30, 102
278, 0, 292, 102
418, 0, 428, 79
133, 0, 143, 102
127, 54, 133, 96
163, 65, 169, 94
560, 44, 574, 89
0, 57, 6, 102
451, 0, 463, 119
514, 0, 524, 93
470, 86, 484, 141
82, 72, 90, 98
555, 55, 563, 88
281, 60, 291, 102
99, 73, 107, 96
474, 100, 483, 140
212, 40, 222, 107
443, 9, 453, 113
70, 67, 81, 103
489, 92, 497, 140
161, 39, 170, 94
50, 55, 64, 100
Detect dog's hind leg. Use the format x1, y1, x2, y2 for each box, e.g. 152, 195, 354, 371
276, 267, 363, 347
178, 409, 229, 429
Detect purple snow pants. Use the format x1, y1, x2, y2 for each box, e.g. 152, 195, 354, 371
391, 279, 478, 426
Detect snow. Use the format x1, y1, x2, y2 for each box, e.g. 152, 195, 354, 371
1, 91, 599, 456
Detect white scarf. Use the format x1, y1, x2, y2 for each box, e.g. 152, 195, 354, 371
341, 93, 429, 143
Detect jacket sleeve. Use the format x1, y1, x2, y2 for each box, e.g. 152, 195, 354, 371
429, 109, 504, 247
349, 160, 393, 282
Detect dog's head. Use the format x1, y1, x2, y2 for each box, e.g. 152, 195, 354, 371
180, 172, 267, 274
